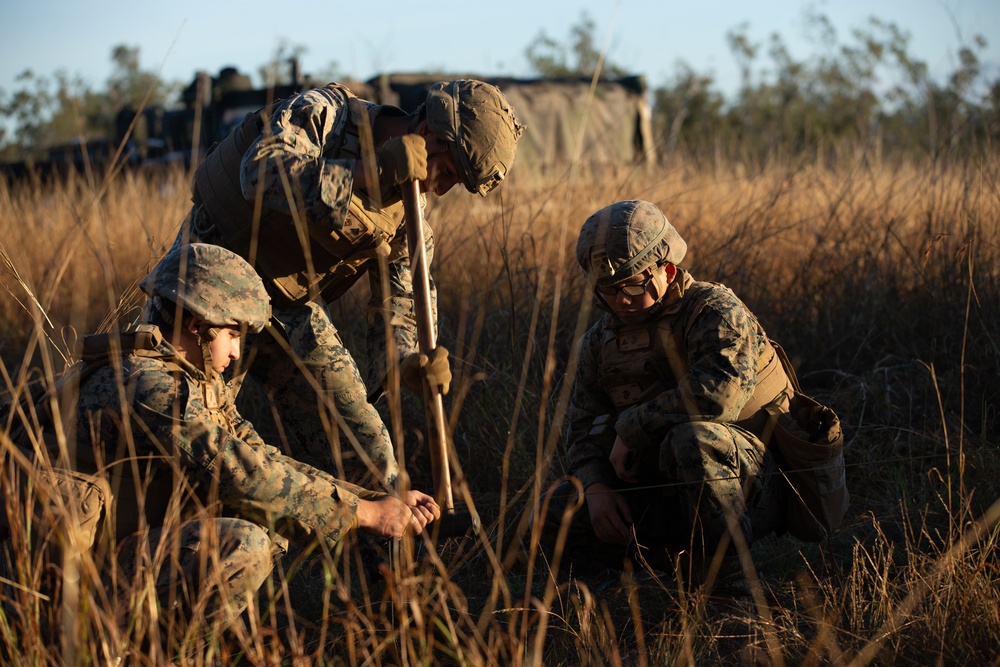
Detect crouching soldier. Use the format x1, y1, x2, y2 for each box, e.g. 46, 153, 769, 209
3, 243, 439, 645
535, 200, 798, 597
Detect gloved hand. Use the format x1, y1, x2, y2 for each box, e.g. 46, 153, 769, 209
400, 346, 451, 395
377, 134, 428, 191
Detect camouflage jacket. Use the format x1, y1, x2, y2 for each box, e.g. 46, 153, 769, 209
238, 86, 436, 390
73, 329, 383, 547
567, 270, 775, 489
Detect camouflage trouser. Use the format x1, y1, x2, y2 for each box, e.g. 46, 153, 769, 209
536, 421, 785, 580
247, 300, 398, 490
171, 212, 398, 491
113, 518, 286, 627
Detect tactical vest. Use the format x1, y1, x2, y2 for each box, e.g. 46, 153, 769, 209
596, 283, 792, 438
46, 325, 228, 539
192, 83, 411, 305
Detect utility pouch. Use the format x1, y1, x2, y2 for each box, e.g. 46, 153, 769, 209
762, 392, 848, 542
1, 459, 112, 564
759, 342, 849, 542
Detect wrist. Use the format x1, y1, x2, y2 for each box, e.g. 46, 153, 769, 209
585, 481, 612, 496
354, 498, 375, 530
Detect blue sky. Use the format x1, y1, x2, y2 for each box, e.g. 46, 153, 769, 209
2, 0, 998, 101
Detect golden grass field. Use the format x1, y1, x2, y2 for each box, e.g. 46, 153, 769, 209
1, 151, 999, 665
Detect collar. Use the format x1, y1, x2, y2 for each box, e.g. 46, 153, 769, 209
656, 268, 695, 316
155, 335, 227, 409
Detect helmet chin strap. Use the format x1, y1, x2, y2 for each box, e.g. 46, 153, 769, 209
651, 269, 670, 302
196, 325, 229, 412
197, 326, 220, 382
154, 296, 222, 380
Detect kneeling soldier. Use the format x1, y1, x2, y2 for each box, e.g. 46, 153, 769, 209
537, 200, 793, 595
5, 243, 439, 638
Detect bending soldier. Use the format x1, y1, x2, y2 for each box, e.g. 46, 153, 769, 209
536, 200, 794, 594
173, 79, 524, 489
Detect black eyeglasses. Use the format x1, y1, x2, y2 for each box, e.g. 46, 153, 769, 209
595, 273, 654, 297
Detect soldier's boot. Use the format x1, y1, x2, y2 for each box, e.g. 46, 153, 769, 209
704, 555, 773, 666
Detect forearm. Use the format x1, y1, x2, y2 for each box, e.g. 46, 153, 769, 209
566, 327, 620, 486
169, 419, 364, 549
567, 410, 618, 489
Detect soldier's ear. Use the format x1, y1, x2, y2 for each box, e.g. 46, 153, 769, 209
664, 263, 677, 283
414, 118, 433, 139
651, 263, 676, 300
183, 314, 204, 336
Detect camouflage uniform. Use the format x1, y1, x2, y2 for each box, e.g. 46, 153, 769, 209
76, 332, 382, 618
74, 245, 382, 622
173, 81, 522, 489
538, 201, 791, 580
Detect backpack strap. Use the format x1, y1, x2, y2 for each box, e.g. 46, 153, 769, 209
771, 341, 802, 394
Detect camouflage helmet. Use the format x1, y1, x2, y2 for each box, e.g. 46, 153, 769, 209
140, 243, 271, 333
424, 79, 524, 196
576, 200, 687, 287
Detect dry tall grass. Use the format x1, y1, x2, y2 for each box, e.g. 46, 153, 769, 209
1, 151, 999, 665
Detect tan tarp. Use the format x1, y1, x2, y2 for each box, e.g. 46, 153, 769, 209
364, 74, 656, 177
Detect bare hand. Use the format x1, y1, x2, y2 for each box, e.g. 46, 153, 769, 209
404, 489, 441, 532
609, 435, 641, 484
585, 482, 634, 545
355, 496, 418, 538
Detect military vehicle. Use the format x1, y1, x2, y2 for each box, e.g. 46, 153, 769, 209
2, 63, 655, 182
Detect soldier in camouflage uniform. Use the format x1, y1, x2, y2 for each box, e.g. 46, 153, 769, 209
70, 244, 439, 626
171, 79, 523, 489
536, 200, 792, 592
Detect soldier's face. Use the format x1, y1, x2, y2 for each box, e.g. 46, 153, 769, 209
207, 327, 242, 373
602, 264, 674, 322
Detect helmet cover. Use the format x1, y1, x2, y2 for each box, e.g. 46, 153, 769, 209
424, 79, 524, 196
576, 200, 687, 287
140, 243, 271, 333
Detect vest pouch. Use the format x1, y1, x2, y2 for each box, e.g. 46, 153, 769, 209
762, 393, 849, 542
2, 464, 112, 567
248, 190, 401, 305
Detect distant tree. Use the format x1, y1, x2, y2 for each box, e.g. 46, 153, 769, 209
653, 63, 727, 163
650, 12, 995, 165
726, 22, 759, 92
525, 12, 629, 79
987, 77, 1000, 147
259, 40, 309, 87
106, 44, 173, 111
49, 70, 116, 146
305, 60, 343, 87
0, 45, 176, 162
0, 70, 54, 160
0, 69, 111, 161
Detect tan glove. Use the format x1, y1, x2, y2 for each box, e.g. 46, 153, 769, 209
400, 346, 451, 395
378, 134, 428, 191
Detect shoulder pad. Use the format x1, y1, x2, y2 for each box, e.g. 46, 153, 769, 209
81, 325, 164, 363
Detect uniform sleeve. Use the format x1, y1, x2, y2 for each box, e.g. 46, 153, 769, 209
131, 373, 376, 550
364, 212, 438, 398
240, 88, 356, 233
223, 394, 267, 446
566, 323, 619, 489
613, 288, 762, 451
